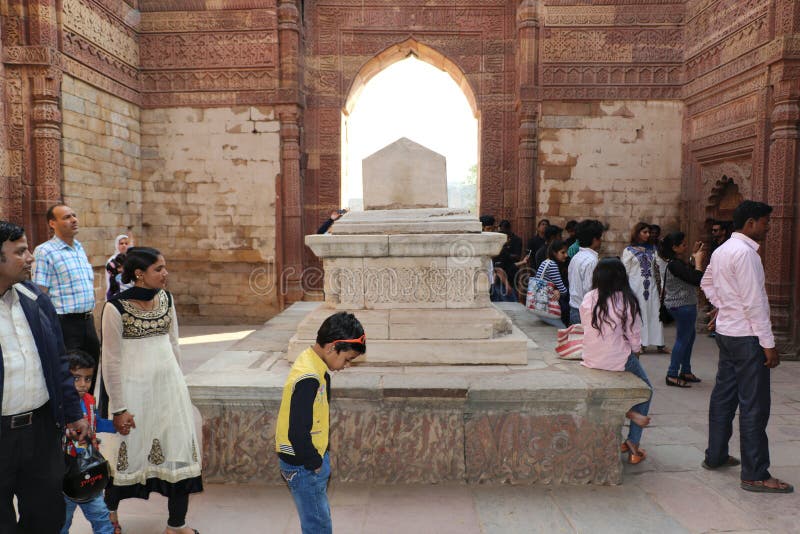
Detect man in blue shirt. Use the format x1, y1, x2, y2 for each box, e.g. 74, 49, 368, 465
32, 204, 100, 382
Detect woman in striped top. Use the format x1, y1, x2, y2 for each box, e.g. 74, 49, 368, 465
534, 239, 569, 328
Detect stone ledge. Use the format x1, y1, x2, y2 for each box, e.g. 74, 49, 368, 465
187, 302, 651, 485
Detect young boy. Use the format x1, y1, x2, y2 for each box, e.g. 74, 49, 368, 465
62, 350, 116, 534
275, 312, 366, 534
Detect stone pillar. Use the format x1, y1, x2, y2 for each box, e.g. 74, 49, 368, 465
765, 85, 800, 356
278, 109, 305, 303
515, 0, 540, 240
277, 0, 306, 304
30, 68, 63, 243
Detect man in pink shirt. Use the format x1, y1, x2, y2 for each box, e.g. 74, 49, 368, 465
700, 200, 793, 494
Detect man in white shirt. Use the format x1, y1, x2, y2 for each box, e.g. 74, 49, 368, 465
700, 201, 793, 494
568, 220, 605, 325
0, 220, 90, 532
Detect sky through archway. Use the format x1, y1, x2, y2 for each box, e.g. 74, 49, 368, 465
342, 56, 478, 212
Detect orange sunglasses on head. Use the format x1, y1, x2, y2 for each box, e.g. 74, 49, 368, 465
331, 334, 366, 345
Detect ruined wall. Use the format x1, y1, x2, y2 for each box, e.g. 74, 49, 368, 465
538, 100, 684, 255
61, 75, 142, 269
139, 106, 280, 323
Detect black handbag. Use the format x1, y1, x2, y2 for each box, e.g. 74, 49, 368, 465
659, 263, 674, 324
63, 442, 110, 503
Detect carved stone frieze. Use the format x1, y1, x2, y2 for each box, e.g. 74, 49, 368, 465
2, 46, 56, 65
700, 161, 753, 203
684, 0, 768, 59
140, 9, 276, 33
62, 32, 140, 91
141, 90, 277, 108
141, 69, 277, 93
537, 86, 682, 100
684, 17, 770, 82
139, 32, 277, 69
542, 28, 683, 63
689, 123, 758, 152
690, 93, 759, 140
62, 0, 140, 67
542, 64, 682, 86
686, 72, 768, 116
544, 5, 684, 26
138, 0, 279, 11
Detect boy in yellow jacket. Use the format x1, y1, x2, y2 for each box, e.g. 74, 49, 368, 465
275, 311, 366, 534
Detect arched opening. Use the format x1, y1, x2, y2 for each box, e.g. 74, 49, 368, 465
341, 40, 479, 212
707, 175, 744, 221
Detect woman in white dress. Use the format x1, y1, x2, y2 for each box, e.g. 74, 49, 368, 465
621, 222, 667, 353
101, 247, 202, 534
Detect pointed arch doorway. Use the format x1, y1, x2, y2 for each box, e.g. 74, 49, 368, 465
341, 41, 479, 213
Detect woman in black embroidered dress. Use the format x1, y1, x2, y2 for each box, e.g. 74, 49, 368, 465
100, 247, 202, 534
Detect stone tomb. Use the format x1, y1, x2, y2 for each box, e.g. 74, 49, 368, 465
361, 137, 448, 210
295, 208, 529, 364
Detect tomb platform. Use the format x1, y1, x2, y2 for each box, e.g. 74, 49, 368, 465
186, 302, 650, 485
302, 208, 529, 365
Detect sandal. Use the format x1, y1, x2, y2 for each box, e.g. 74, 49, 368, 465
656, 346, 670, 354
620, 441, 630, 453
701, 456, 740, 470
740, 478, 794, 494
628, 448, 647, 464
680, 373, 701, 383
112, 521, 122, 534
665, 376, 691, 388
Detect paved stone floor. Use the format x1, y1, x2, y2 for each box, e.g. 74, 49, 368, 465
69, 323, 800, 534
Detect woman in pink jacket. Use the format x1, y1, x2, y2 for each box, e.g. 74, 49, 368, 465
580, 257, 653, 464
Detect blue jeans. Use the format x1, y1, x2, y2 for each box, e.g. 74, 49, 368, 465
279, 453, 332, 534
667, 305, 697, 377
624, 353, 653, 445
705, 335, 771, 481
569, 306, 581, 326
61, 494, 114, 534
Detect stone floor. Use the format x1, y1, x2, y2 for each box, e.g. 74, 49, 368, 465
69, 323, 800, 534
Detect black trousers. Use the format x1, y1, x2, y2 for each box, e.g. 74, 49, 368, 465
705, 334, 772, 481
105, 486, 189, 528
0, 404, 65, 534
58, 314, 101, 392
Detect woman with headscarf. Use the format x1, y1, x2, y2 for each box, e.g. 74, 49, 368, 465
105, 234, 131, 300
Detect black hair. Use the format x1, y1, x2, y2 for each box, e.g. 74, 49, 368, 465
544, 225, 563, 241
0, 221, 25, 261
547, 239, 568, 261
316, 311, 366, 354
732, 201, 772, 230
590, 258, 641, 336
45, 203, 67, 222
479, 215, 496, 228
498, 219, 512, 231
67, 349, 96, 371
659, 232, 685, 260
537, 219, 550, 227
121, 246, 162, 284
565, 220, 578, 232
576, 219, 605, 248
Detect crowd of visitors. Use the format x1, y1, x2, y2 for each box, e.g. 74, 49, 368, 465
481, 200, 791, 493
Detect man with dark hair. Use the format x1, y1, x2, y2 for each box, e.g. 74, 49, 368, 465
276, 311, 366, 533
479, 214, 496, 232
648, 224, 661, 249
564, 220, 578, 249
0, 220, 90, 532
532, 225, 563, 271
32, 204, 100, 377
526, 218, 550, 258
701, 201, 793, 494
568, 220, 605, 325
709, 219, 732, 257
